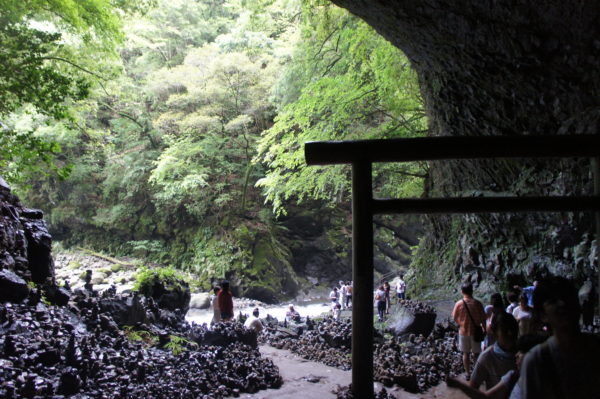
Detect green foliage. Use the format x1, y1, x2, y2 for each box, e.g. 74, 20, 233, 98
163, 334, 198, 356
67, 260, 82, 270
133, 265, 188, 293
123, 325, 158, 346
0, 0, 132, 185
12, 0, 427, 302
255, 3, 428, 215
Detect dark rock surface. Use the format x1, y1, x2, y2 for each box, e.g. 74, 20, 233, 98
0, 178, 54, 284
135, 273, 191, 314
0, 288, 282, 398
386, 300, 436, 338
280, 205, 421, 290
0, 269, 29, 303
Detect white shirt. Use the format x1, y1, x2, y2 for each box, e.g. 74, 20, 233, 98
396, 279, 406, 293
244, 315, 263, 333
329, 290, 339, 301
512, 307, 532, 321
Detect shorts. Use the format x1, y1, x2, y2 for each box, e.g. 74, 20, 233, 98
221, 311, 233, 320
458, 334, 482, 353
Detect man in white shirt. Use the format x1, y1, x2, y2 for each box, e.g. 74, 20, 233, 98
396, 275, 406, 300
329, 287, 339, 305
243, 308, 264, 333
340, 281, 348, 309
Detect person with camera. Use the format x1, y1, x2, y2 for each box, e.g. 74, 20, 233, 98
453, 282, 487, 379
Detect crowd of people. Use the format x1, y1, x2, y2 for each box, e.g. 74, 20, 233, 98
373, 275, 406, 322
448, 276, 600, 399
209, 280, 306, 333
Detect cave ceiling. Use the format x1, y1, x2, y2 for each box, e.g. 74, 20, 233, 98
329, 0, 600, 140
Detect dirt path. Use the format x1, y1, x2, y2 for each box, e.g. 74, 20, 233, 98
233, 346, 468, 399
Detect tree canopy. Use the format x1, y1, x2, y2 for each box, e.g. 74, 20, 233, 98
4, 0, 428, 288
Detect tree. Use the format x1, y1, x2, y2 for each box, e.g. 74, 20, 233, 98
0, 0, 128, 184
255, 3, 428, 215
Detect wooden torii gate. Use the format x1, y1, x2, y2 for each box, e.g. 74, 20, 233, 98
304, 134, 600, 399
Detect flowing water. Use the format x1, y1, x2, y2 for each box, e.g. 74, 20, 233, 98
186, 298, 334, 325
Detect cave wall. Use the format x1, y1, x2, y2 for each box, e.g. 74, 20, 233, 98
330, 0, 600, 294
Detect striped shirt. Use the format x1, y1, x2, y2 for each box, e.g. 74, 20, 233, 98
452, 296, 486, 336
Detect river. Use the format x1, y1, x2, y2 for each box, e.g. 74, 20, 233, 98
186, 298, 335, 325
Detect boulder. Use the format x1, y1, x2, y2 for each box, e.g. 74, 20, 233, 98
387, 304, 436, 338
44, 285, 71, 306
189, 292, 211, 309
137, 275, 191, 314
0, 269, 29, 303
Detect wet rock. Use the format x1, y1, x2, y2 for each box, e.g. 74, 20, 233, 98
58, 368, 80, 395
136, 273, 191, 314
190, 292, 211, 310
0, 270, 29, 303
43, 285, 70, 306
0, 180, 54, 286
386, 300, 436, 338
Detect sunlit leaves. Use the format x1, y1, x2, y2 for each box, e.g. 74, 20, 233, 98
255, 6, 428, 215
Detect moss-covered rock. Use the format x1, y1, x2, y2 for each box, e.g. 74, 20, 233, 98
133, 266, 191, 313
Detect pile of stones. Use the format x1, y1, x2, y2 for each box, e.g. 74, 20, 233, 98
373, 322, 461, 393
0, 288, 282, 398
260, 303, 464, 394
395, 299, 435, 315
261, 317, 353, 370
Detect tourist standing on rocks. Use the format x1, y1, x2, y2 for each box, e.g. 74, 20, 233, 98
452, 282, 486, 378
217, 280, 234, 321
514, 281, 537, 307
329, 286, 339, 305
374, 285, 386, 322
512, 294, 534, 336
340, 281, 348, 310
470, 312, 518, 390
211, 286, 221, 325
484, 293, 505, 349
332, 302, 342, 320
396, 274, 406, 301
345, 281, 353, 308
518, 276, 600, 399
578, 278, 596, 329
244, 308, 264, 333
383, 281, 391, 315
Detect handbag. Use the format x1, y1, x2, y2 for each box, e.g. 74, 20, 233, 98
463, 299, 485, 342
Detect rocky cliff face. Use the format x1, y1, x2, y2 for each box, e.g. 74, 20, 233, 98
330, 0, 600, 294
224, 203, 420, 303
0, 177, 54, 295
280, 203, 421, 291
